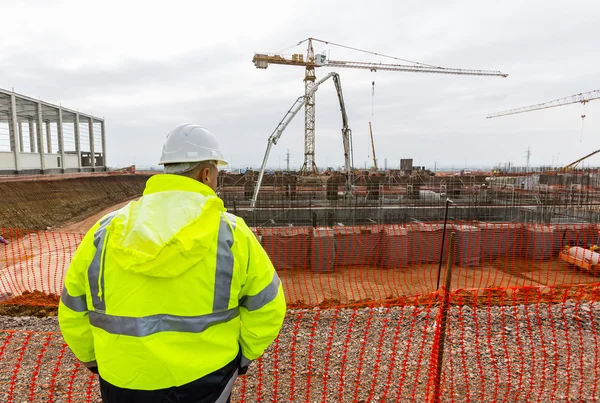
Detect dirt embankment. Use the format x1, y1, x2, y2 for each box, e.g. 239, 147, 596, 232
0, 175, 150, 230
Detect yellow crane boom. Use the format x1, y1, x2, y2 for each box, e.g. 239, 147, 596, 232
369, 121, 377, 170
562, 148, 600, 170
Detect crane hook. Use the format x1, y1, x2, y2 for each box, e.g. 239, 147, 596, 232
580, 114, 586, 143
371, 81, 375, 116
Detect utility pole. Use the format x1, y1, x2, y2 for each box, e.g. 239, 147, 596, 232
286, 149, 290, 171
525, 146, 531, 172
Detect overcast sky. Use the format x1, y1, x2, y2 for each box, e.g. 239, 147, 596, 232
2, 0, 599, 170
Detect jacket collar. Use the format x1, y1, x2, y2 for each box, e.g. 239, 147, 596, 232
143, 174, 217, 197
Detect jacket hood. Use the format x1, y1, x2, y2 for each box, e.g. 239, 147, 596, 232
104, 175, 225, 278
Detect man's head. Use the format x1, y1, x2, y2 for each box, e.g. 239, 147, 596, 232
164, 160, 219, 190
158, 124, 227, 191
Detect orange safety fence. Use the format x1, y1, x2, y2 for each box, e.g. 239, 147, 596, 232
2, 222, 599, 307
0, 288, 599, 402
0, 223, 600, 402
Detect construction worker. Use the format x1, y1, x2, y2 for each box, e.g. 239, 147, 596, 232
58, 124, 286, 402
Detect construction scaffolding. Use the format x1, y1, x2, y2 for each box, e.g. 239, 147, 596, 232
218, 169, 600, 227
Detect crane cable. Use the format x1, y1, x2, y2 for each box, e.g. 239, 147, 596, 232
580, 106, 586, 143
308, 37, 442, 68
289, 37, 442, 69
276, 38, 313, 54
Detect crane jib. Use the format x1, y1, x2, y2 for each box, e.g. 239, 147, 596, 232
488, 90, 600, 119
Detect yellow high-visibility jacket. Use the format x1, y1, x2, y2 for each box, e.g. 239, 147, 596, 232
58, 174, 286, 390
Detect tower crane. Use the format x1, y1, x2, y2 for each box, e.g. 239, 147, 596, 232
487, 90, 600, 170
251, 72, 353, 208
253, 37, 508, 175
487, 90, 600, 119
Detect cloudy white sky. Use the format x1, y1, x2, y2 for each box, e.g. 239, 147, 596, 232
2, 0, 599, 170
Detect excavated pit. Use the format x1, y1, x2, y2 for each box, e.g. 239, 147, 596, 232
0, 174, 150, 230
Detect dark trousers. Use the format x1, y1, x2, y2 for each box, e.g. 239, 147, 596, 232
98, 356, 239, 403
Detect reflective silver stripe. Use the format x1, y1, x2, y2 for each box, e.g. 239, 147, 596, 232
88, 213, 116, 311
81, 360, 97, 368
60, 288, 87, 312
213, 214, 236, 312
89, 307, 239, 337
215, 369, 238, 403
240, 272, 281, 311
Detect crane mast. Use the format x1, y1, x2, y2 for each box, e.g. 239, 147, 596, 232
253, 37, 508, 176
302, 38, 318, 175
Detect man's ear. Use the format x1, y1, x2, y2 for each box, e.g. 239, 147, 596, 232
203, 168, 211, 184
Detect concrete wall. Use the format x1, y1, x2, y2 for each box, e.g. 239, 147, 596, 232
2, 153, 79, 172
19, 153, 42, 170
64, 154, 78, 169
0, 152, 14, 169
44, 154, 60, 169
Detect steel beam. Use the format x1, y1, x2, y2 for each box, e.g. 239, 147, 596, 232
89, 118, 96, 170
58, 107, 65, 171
10, 93, 20, 171
29, 119, 35, 153
46, 121, 52, 153
18, 121, 24, 152
100, 120, 107, 168
0, 87, 102, 122
37, 102, 45, 170
74, 113, 82, 170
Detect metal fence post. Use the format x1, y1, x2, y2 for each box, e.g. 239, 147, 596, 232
429, 231, 456, 403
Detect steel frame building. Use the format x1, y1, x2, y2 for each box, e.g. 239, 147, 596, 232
0, 88, 106, 175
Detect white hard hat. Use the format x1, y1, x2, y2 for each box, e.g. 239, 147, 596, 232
158, 124, 228, 166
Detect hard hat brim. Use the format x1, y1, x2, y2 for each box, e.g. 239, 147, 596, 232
159, 158, 228, 166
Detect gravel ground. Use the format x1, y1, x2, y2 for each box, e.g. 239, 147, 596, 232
1, 302, 599, 402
